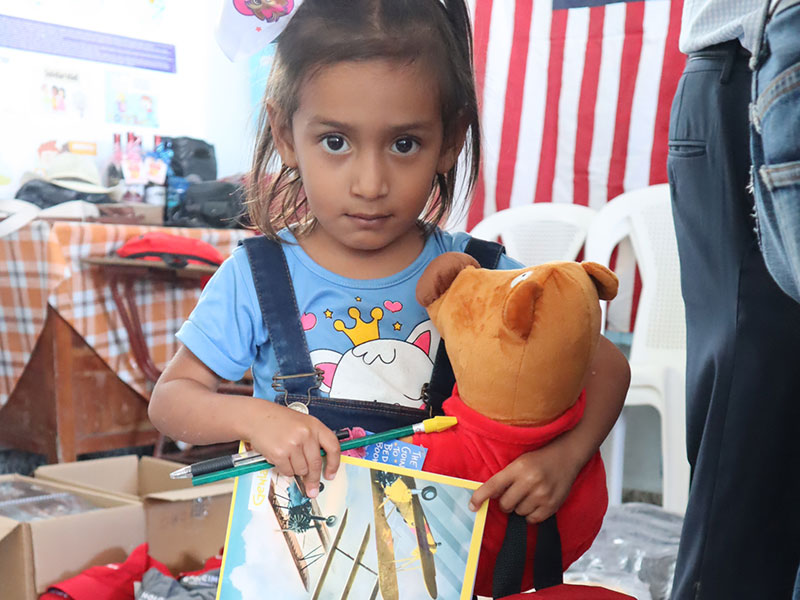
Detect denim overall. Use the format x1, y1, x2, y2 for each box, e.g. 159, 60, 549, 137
240, 234, 504, 430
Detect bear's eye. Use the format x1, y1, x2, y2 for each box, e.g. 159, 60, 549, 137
510, 271, 532, 288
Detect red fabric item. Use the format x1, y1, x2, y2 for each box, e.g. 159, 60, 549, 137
115, 232, 225, 268
412, 388, 608, 598
41, 543, 172, 600
177, 553, 222, 578
499, 584, 635, 599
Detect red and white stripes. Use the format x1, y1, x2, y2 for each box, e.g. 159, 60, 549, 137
465, 0, 685, 330
468, 0, 684, 222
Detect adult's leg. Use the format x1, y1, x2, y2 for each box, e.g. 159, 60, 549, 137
751, 2, 800, 302
668, 43, 800, 599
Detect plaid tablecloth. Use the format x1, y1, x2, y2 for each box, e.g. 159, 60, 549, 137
0, 220, 254, 407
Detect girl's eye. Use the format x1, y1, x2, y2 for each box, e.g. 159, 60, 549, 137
392, 137, 419, 155
321, 135, 350, 154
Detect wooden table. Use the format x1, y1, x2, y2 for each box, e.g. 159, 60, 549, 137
0, 220, 253, 462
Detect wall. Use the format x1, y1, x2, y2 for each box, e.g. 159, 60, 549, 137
0, 0, 257, 194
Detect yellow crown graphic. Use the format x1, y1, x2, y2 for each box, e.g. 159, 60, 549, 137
334, 307, 383, 346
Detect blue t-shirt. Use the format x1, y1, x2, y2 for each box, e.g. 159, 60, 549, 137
176, 228, 521, 405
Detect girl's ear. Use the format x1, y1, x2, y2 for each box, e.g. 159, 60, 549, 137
437, 117, 469, 174
267, 103, 298, 169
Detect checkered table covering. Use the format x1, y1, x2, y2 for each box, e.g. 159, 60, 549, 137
0, 220, 254, 407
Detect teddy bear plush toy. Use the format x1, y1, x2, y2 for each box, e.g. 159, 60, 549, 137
410, 252, 632, 599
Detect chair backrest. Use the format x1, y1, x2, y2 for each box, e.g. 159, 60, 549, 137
584, 184, 686, 366
470, 203, 596, 265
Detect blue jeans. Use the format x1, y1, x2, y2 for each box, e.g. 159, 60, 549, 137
795, 564, 800, 600
750, 1, 800, 303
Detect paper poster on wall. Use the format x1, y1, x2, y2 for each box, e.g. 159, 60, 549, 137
105, 73, 160, 128
39, 67, 90, 119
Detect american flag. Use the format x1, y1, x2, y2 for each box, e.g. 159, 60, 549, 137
466, 0, 684, 330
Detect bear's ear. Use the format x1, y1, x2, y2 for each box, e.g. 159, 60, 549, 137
416, 252, 480, 307
503, 277, 544, 339
581, 262, 619, 301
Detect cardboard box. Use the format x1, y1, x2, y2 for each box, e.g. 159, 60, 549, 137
35, 455, 233, 573
0, 474, 144, 600
97, 202, 164, 225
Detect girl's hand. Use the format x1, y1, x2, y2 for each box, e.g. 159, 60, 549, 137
244, 403, 341, 499
468, 442, 582, 524
466, 336, 629, 523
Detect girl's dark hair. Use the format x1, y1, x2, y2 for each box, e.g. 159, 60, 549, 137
247, 0, 481, 239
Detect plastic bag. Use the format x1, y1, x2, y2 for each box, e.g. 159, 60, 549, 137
0, 481, 98, 522
565, 503, 683, 600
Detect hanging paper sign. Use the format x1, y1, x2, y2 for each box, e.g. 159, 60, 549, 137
121, 158, 148, 185
144, 156, 168, 185
215, 0, 303, 62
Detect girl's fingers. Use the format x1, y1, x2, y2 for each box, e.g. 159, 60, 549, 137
496, 479, 530, 514
288, 450, 310, 483
525, 505, 555, 524
512, 488, 543, 518
271, 454, 294, 479
318, 426, 341, 480
302, 438, 324, 498
470, 472, 511, 511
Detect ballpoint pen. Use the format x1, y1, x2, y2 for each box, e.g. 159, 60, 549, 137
170, 427, 357, 480
186, 416, 458, 487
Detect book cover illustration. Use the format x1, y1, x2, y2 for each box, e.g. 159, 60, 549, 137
216, 455, 488, 600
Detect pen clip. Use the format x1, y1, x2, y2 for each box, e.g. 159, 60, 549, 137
271, 368, 324, 406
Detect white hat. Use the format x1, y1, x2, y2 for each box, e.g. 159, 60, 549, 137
21, 152, 123, 200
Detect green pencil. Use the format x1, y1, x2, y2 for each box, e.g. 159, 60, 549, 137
190, 416, 457, 486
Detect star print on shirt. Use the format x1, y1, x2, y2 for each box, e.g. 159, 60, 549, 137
355, 297, 361, 302
393, 322, 402, 331
324, 309, 333, 319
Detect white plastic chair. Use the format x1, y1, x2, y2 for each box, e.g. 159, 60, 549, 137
470, 203, 596, 264
585, 184, 689, 514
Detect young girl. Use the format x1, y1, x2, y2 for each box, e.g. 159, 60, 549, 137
149, 0, 629, 527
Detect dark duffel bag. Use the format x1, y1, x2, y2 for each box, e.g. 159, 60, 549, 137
169, 136, 217, 181
166, 180, 249, 229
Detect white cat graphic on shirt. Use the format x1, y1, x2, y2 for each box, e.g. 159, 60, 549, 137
309, 320, 440, 408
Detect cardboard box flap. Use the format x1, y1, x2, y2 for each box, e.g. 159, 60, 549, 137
20, 474, 141, 508
35, 455, 140, 498
0, 515, 19, 542
138, 456, 192, 496
0, 474, 146, 597
0, 514, 33, 600
30, 504, 144, 593
146, 481, 233, 502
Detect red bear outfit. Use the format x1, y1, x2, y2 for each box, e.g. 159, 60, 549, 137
412, 387, 608, 597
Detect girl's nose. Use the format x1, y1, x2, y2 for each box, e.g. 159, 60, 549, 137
351, 151, 389, 200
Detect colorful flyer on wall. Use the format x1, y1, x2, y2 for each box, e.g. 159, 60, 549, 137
216, 455, 488, 600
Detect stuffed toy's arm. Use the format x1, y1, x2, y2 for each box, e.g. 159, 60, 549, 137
469, 337, 629, 522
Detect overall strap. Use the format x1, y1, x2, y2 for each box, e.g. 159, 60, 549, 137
242, 236, 320, 397
426, 237, 505, 415
492, 513, 563, 598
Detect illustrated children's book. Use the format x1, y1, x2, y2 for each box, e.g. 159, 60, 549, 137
216, 455, 489, 600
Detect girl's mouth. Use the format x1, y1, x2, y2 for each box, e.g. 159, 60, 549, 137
347, 213, 390, 226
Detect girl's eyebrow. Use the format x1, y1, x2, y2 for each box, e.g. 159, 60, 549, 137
310, 117, 435, 134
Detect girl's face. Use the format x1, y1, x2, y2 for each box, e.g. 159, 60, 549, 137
272, 59, 458, 272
